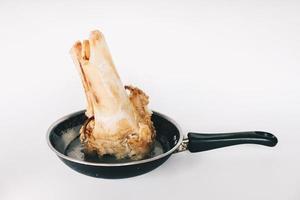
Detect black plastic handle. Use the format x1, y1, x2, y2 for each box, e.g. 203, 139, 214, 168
187, 131, 278, 152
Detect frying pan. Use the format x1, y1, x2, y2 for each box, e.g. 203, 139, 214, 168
47, 110, 278, 179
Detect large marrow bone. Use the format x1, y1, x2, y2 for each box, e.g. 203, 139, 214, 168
70, 30, 155, 159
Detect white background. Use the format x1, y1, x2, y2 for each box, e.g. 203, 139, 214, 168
0, 0, 299, 199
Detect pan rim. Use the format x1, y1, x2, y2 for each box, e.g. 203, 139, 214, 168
46, 110, 183, 167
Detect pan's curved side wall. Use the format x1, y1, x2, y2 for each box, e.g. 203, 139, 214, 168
59, 156, 170, 178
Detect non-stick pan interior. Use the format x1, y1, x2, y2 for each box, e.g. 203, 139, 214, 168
49, 110, 181, 164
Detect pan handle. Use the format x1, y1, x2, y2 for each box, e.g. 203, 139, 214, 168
187, 131, 278, 152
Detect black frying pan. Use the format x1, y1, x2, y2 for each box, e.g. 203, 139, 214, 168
47, 110, 278, 179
